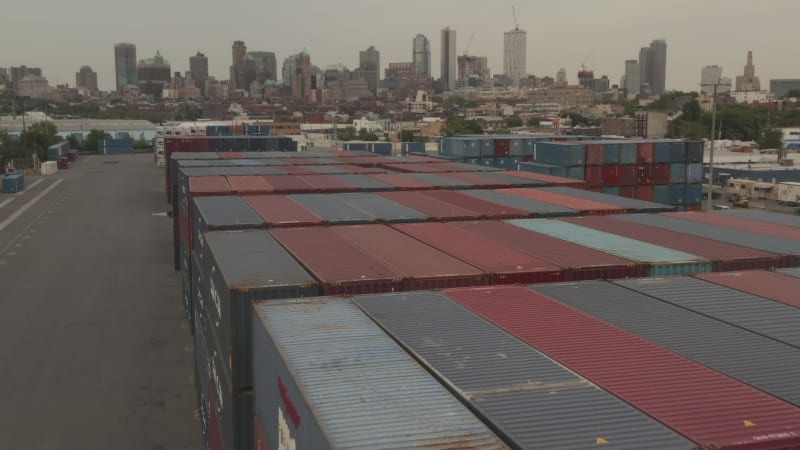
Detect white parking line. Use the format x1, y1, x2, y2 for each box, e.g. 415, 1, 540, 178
17, 178, 44, 195
0, 179, 64, 232
0, 198, 13, 210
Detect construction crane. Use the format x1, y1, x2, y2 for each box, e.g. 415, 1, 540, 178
512, 6, 519, 30
463, 33, 474, 57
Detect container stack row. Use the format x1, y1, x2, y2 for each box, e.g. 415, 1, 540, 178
205, 125, 270, 136
439, 135, 598, 170
341, 141, 393, 155
46, 140, 70, 161
97, 138, 134, 155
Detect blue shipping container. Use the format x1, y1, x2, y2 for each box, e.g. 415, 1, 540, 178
654, 142, 671, 163
653, 185, 670, 204
669, 184, 687, 205
669, 163, 687, 184
3, 173, 25, 193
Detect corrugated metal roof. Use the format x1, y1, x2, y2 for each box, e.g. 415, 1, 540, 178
295, 174, 354, 191
332, 174, 392, 191
333, 193, 428, 223
253, 297, 508, 450
498, 188, 624, 214
261, 175, 314, 193
288, 194, 374, 224
539, 186, 675, 212
366, 173, 433, 189
377, 191, 478, 220
616, 277, 800, 351
242, 196, 323, 227
715, 209, 800, 228
470, 171, 547, 187
662, 211, 800, 240
194, 196, 264, 229
530, 280, 800, 408
449, 284, 800, 448
303, 165, 350, 174
354, 291, 693, 450
617, 213, 800, 256
779, 267, 800, 278
431, 172, 513, 188
462, 190, 580, 217
695, 271, 800, 309
501, 171, 586, 188
189, 176, 233, 195
404, 172, 471, 188
420, 191, 529, 218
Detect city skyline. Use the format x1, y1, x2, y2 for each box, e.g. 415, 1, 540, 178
2, 0, 798, 93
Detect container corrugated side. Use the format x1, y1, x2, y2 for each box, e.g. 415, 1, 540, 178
332, 225, 488, 290
616, 277, 800, 350
392, 222, 565, 284
269, 227, 404, 294
450, 284, 800, 449
197, 230, 320, 392
354, 291, 693, 450
454, 220, 643, 280
715, 209, 800, 229
532, 279, 800, 409
560, 216, 781, 272
462, 190, 580, 217
252, 298, 508, 450
242, 195, 323, 228
498, 188, 627, 216
695, 270, 800, 309
508, 219, 712, 276
539, 186, 676, 213
662, 211, 800, 241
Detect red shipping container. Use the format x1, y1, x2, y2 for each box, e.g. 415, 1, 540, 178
269, 227, 404, 295
601, 165, 621, 186
653, 163, 670, 184
585, 166, 604, 188
494, 139, 510, 157
392, 222, 565, 285
454, 221, 643, 281
226, 175, 274, 195
218, 151, 243, 159
332, 225, 489, 290
619, 165, 637, 186
586, 144, 604, 166
502, 171, 587, 189
421, 190, 529, 219
588, 187, 603, 193
434, 172, 509, 189
228, 125, 244, 133
619, 186, 637, 198
244, 195, 323, 228
522, 155, 533, 162
296, 174, 356, 193
684, 204, 702, 212
254, 416, 269, 450
261, 175, 315, 194
207, 384, 225, 450
634, 185, 654, 202
499, 188, 627, 216
636, 164, 653, 185
662, 212, 800, 241
378, 191, 477, 221
636, 142, 654, 164
334, 164, 386, 174
366, 173, 433, 190
561, 216, 783, 272
449, 285, 800, 450
279, 165, 317, 175
694, 271, 800, 309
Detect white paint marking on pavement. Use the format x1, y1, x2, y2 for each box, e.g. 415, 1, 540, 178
0, 179, 64, 233
0, 198, 14, 210
152, 212, 168, 217
16, 178, 44, 195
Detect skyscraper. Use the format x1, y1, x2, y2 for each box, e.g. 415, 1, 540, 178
701, 65, 723, 95
75, 66, 98, 92
114, 43, 137, 93
440, 27, 456, 91
359, 46, 380, 96
230, 40, 247, 90
503, 28, 527, 85
638, 39, 666, 96
190, 52, 209, 95
282, 54, 299, 88
624, 60, 639, 97
735, 51, 761, 91
137, 50, 171, 97
556, 68, 567, 87
412, 34, 431, 78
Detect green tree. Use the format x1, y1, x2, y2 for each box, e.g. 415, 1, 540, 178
758, 128, 783, 150
784, 89, 800, 99
83, 129, 112, 153
505, 116, 523, 128
442, 118, 483, 136
358, 128, 379, 141
681, 99, 701, 122
66, 135, 81, 150
22, 121, 60, 160
336, 126, 357, 141
526, 116, 541, 127
0, 130, 27, 169
399, 130, 426, 142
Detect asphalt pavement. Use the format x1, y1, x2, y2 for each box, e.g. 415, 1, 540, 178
0, 154, 201, 450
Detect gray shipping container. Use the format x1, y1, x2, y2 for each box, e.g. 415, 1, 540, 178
714, 209, 800, 229
332, 174, 393, 191
333, 192, 428, 223
531, 280, 800, 408
252, 297, 508, 450
463, 190, 581, 217
197, 230, 320, 392
538, 187, 676, 213
404, 172, 472, 188
354, 290, 693, 449
615, 277, 800, 350
779, 267, 800, 278
193, 197, 266, 256
469, 171, 547, 188
289, 193, 375, 225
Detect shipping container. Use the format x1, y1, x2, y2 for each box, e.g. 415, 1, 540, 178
566, 165, 585, 180
601, 165, 621, 186
494, 139, 510, 157
537, 187, 675, 213
392, 222, 565, 284
685, 184, 703, 205
269, 227, 404, 294
619, 165, 638, 186
354, 290, 693, 450
431, 172, 510, 189
517, 161, 566, 177
669, 163, 687, 184
505, 170, 586, 188
603, 186, 621, 196
603, 143, 621, 164
585, 165, 604, 187
635, 185, 654, 202
508, 219, 712, 276
779, 267, 800, 278
193, 196, 265, 255
331, 192, 428, 223
586, 144, 604, 165
686, 163, 703, 184
499, 188, 627, 215
466, 171, 547, 188
365, 172, 433, 190
404, 172, 471, 188
619, 276, 800, 350
670, 142, 687, 162
636, 142, 654, 164
225, 175, 274, 195
686, 141, 704, 162
615, 214, 800, 263
635, 164, 653, 184
242, 195, 323, 228
532, 280, 800, 412
620, 143, 637, 164
561, 216, 780, 272
663, 211, 800, 241
654, 142, 671, 163
196, 230, 319, 392
653, 185, 670, 204
714, 209, 800, 228
461, 190, 580, 217
252, 298, 508, 450
535, 142, 585, 165
377, 191, 479, 221
452, 284, 800, 449
669, 184, 686, 205
2, 173, 24, 193
419, 190, 529, 219
287, 194, 375, 225
652, 163, 670, 184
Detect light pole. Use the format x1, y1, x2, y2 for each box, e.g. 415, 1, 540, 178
700, 79, 730, 211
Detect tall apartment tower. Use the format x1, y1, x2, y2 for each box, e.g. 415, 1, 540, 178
503, 28, 527, 85
624, 60, 640, 97
440, 27, 456, 91
412, 34, 431, 77
190, 52, 209, 95
359, 45, 380, 96
114, 43, 137, 93
230, 40, 247, 90
639, 39, 666, 96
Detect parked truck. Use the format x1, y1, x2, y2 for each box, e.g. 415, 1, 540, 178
777, 182, 800, 206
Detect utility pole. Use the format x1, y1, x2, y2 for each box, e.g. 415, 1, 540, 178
700, 78, 731, 211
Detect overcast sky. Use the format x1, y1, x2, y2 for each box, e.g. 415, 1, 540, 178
2, 0, 798, 93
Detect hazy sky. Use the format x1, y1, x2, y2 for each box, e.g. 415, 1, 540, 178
2, 0, 798, 93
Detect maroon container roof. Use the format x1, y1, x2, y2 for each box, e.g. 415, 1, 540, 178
448, 285, 800, 449
343, 156, 395, 167
378, 162, 475, 173
420, 190, 529, 219
662, 212, 800, 241
452, 221, 642, 280
295, 175, 355, 192
403, 155, 448, 163
694, 271, 800, 309
217, 151, 243, 159
269, 227, 403, 295
502, 171, 587, 188
559, 216, 780, 271
499, 188, 626, 215
331, 225, 488, 290
279, 157, 324, 166
260, 175, 315, 193
243, 196, 323, 228
392, 222, 564, 284
333, 164, 386, 174
189, 176, 233, 196
432, 172, 510, 189
377, 191, 478, 220
277, 165, 318, 175
367, 173, 434, 190
226, 175, 275, 195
